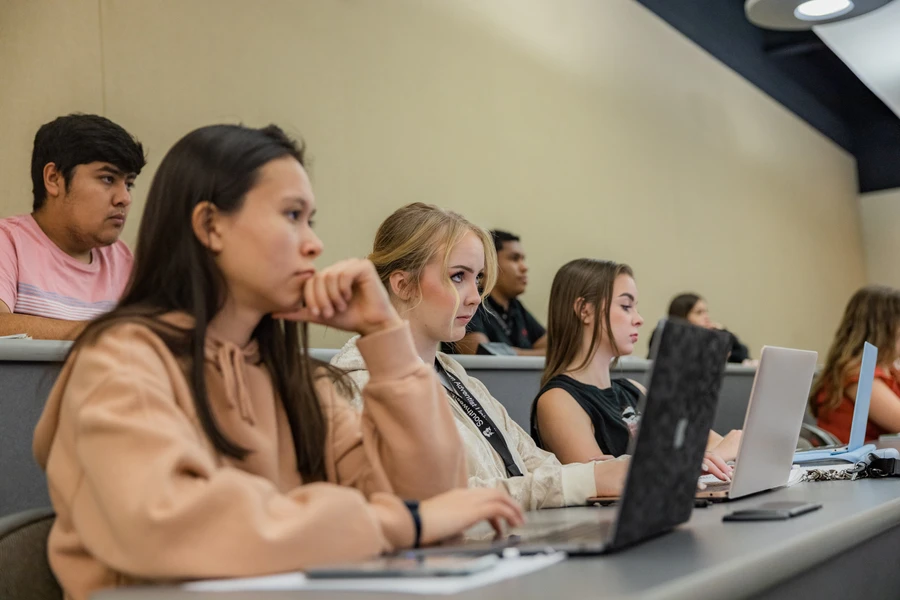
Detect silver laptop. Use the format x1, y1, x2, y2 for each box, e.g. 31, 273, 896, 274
698, 346, 818, 501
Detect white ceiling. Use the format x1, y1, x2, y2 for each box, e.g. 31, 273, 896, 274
814, 0, 900, 119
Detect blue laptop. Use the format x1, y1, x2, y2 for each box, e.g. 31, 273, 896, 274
793, 341, 877, 464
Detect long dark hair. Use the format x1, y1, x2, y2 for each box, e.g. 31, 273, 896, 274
667, 293, 702, 319
70, 124, 336, 482
542, 258, 633, 387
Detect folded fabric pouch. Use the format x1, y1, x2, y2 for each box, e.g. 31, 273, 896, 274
800, 448, 900, 482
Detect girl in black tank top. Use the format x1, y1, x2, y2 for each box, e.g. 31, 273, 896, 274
532, 376, 643, 457
536, 259, 736, 483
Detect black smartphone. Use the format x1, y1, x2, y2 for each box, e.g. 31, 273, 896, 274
723, 501, 822, 522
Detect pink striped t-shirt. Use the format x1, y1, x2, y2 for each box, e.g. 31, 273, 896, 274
0, 214, 133, 321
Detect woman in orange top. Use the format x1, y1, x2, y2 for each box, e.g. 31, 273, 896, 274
810, 286, 900, 444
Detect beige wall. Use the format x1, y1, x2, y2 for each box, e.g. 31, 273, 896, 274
859, 188, 900, 288
0, 0, 866, 354
0, 0, 104, 211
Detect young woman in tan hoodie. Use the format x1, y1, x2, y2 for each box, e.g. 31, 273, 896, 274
33, 125, 522, 600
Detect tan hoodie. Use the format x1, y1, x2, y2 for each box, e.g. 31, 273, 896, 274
33, 315, 466, 600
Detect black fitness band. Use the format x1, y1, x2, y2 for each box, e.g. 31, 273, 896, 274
404, 500, 422, 548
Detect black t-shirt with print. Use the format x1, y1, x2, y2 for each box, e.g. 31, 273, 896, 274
531, 375, 644, 457
467, 295, 546, 349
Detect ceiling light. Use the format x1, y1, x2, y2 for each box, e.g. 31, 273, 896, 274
745, 0, 893, 30
794, 0, 855, 20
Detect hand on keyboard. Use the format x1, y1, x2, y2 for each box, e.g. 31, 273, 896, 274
699, 473, 727, 485
701, 452, 733, 484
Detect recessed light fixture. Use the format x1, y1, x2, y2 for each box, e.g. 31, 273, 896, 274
745, 0, 893, 30
794, 0, 855, 20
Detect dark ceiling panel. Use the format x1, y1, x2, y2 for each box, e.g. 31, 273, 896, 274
636, 0, 900, 192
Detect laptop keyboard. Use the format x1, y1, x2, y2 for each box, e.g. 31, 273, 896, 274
701, 480, 731, 492
512, 521, 612, 544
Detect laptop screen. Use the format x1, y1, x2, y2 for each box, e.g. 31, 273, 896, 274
848, 341, 878, 451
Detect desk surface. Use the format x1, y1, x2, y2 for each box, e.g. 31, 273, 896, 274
94, 479, 900, 600
0, 339, 71, 361
0, 341, 343, 364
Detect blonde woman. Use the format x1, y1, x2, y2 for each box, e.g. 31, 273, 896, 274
810, 286, 900, 443
332, 203, 630, 510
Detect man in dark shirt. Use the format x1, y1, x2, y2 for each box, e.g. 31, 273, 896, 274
455, 230, 547, 355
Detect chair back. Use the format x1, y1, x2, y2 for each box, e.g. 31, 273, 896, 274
799, 422, 843, 448
0, 508, 62, 600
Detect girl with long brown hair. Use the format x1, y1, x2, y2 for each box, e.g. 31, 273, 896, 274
332, 203, 631, 510
810, 285, 900, 443
33, 126, 521, 600
532, 259, 738, 482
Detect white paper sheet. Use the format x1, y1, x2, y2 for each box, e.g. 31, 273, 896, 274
786, 466, 806, 486
182, 552, 565, 595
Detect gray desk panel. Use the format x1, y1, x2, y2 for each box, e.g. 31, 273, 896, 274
0, 340, 71, 361
0, 343, 338, 363
462, 359, 756, 435
452, 355, 546, 370
713, 368, 756, 433
0, 361, 60, 514
93, 480, 900, 600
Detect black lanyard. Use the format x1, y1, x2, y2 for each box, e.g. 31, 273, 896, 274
486, 303, 513, 338
435, 361, 523, 478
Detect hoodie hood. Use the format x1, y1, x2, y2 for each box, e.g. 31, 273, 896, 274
34, 312, 263, 469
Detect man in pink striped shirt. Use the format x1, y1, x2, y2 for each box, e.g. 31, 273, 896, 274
0, 114, 145, 339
